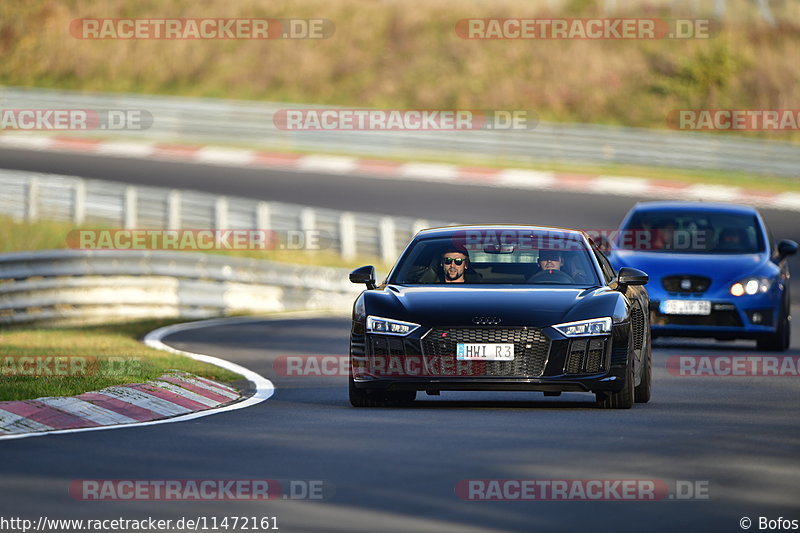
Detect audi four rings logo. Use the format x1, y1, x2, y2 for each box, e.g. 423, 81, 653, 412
472, 316, 501, 325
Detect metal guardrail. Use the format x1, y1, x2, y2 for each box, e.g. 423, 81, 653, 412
2, 86, 799, 177
0, 250, 362, 325
0, 169, 445, 264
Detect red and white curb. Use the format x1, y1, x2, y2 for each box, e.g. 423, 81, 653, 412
2, 133, 799, 212
0, 316, 275, 440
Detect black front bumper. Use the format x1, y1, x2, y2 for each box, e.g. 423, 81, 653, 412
351, 323, 632, 395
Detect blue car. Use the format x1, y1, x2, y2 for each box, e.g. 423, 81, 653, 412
606, 202, 797, 351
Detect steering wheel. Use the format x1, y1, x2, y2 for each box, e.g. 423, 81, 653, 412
528, 269, 575, 283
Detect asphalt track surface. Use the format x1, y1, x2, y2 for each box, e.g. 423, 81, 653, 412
1, 147, 799, 533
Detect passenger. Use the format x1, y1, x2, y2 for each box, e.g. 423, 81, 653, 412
651, 220, 677, 250
717, 227, 747, 252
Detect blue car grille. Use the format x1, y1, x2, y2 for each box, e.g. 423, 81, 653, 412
650, 304, 743, 327
662, 275, 711, 293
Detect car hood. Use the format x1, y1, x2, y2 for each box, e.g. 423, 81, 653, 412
611, 250, 767, 283
369, 285, 621, 328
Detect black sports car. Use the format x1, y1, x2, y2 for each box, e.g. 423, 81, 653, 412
348, 225, 652, 409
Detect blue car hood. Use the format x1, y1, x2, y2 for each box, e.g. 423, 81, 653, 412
611, 250, 766, 284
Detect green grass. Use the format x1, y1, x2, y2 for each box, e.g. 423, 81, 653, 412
3, 0, 799, 143
0, 319, 243, 401
0, 216, 390, 402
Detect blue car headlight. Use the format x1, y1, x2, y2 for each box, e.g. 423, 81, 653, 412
553, 317, 612, 337
366, 315, 420, 336
730, 277, 772, 297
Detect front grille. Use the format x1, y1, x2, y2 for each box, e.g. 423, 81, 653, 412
585, 340, 604, 372
565, 340, 586, 374
611, 344, 628, 367
565, 338, 606, 374
662, 275, 711, 293
370, 336, 405, 357
421, 327, 549, 377
651, 309, 743, 327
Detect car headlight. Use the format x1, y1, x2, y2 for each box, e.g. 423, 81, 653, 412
553, 317, 612, 337
366, 315, 420, 336
730, 277, 771, 297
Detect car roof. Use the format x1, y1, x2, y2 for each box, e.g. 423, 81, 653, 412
630, 201, 759, 215
415, 224, 588, 240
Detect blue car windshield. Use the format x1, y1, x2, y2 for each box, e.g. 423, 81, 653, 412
618, 211, 765, 254
389, 233, 601, 285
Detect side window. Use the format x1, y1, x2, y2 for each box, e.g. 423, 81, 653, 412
592, 246, 616, 284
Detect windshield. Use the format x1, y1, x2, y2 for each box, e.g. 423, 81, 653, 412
389, 233, 601, 286
617, 210, 765, 254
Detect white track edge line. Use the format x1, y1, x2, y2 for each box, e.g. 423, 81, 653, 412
0, 315, 291, 441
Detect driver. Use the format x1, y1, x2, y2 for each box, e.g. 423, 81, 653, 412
537, 249, 564, 273
528, 249, 574, 283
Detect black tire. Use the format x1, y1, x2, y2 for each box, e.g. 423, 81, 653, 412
757, 298, 791, 352
384, 390, 417, 407
634, 333, 652, 403
349, 373, 416, 407
349, 372, 379, 407
596, 338, 635, 409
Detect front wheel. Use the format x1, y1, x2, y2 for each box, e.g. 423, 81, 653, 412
349, 373, 416, 407
757, 306, 791, 352
596, 338, 635, 409
349, 372, 378, 407
635, 333, 652, 403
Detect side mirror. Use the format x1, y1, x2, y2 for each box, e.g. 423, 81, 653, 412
775, 239, 798, 263
617, 267, 648, 289
350, 265, 376, 290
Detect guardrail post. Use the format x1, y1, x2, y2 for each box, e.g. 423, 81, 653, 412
339, 212, 356, 260
167, 190, 181, 228
412, 219, 429, 235
379, 217, 396, 264
25, 178, 39, 222
214, 197, 228, 229
124, 186, 138, 228
73, 180, 86, 224
300, 208, 316, 233
215, 197, 229, 247
256, 202, 270, 230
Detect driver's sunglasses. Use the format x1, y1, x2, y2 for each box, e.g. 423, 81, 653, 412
442, 257, 466, 266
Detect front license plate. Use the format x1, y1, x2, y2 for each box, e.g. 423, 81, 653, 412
456, 343, 514, 361
661, 299, 712, 316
